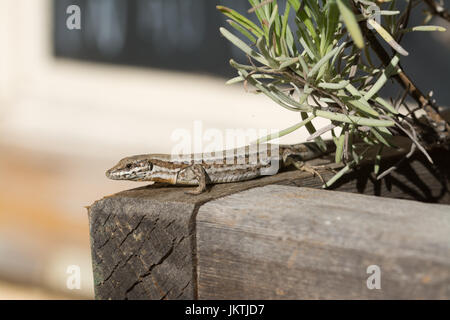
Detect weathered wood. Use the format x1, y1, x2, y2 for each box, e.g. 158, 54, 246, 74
88, 139, 449, 299
88, 169, 333, 300
88, 163, 336, 300
197, 185, 450, 299
88, 196, 197, 299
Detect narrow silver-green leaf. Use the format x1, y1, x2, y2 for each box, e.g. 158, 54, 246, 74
220, 28, 268, 65
323, 161, 354, 188
315, 110, 395, 127
364, 54, 400, 100
318, 80, 350, 89
336, 0, 364, 48
257, 115, 316, 143
307, 45, 341, 79
400, 25, 446, 33
335, 133, 346, 163
226, 19, 257, 43
217, 5, 264, 37
374, 96, 399, 115
344, 83, 379, 116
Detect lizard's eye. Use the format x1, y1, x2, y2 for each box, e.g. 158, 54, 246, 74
126, 163, 133, 169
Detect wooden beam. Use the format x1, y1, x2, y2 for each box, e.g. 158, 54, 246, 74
197, 186, 450, 299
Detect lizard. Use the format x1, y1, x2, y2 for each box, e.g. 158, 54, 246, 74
106, 141, 335, 195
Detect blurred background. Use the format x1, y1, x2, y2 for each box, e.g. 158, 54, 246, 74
0, 0, 448, 299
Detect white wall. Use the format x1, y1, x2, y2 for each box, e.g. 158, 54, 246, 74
0, 0, 332, 160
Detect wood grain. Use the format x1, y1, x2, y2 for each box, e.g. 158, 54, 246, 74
197, 186, 450, 299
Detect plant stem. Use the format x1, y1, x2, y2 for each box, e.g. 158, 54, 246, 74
354, 3, 450, 142
423, 0, 450, 23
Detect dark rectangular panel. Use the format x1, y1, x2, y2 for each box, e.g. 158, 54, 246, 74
53, 0, 256, 77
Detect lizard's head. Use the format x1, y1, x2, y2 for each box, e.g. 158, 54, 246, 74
106, 155, 154, 181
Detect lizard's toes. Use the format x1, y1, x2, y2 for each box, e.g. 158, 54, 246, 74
184, 187, 206, 195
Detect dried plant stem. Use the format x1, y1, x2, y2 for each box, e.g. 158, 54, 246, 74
358, 9, 450, 142
423, 0, 450, 23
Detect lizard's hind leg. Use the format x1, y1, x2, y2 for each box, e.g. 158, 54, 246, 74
284, 155, 327, 184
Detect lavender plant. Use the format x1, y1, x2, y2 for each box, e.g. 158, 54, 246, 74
218, 0, 449, 187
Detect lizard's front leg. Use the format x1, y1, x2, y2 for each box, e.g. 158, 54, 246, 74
181, 164, 211, 195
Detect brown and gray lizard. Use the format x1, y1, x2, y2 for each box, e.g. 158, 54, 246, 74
106, 141, 334, 194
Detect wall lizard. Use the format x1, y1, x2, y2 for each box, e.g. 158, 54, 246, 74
106, 141, 334, 194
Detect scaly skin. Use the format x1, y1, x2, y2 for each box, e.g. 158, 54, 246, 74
106, 142, 334, 194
